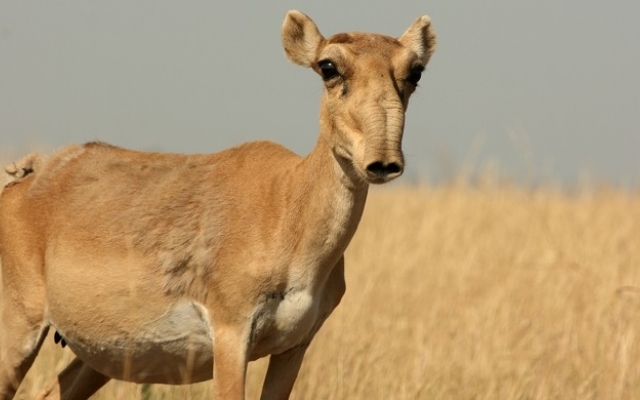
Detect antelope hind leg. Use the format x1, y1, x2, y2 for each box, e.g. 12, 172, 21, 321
0, 294, 49, 400
34, 357, 110, 400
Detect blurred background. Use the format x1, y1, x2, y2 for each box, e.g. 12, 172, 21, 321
1, 1, 638, 187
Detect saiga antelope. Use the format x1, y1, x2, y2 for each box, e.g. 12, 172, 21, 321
0, 10, 436, 400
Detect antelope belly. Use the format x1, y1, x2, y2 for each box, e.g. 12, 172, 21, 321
53, 300, 214, 384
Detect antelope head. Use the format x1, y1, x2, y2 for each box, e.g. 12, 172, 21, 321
282, 11, 436, 184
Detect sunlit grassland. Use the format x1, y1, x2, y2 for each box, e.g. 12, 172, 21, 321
3, 175, 640, 399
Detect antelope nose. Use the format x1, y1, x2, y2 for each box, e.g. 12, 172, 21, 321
365, 161, 404, 182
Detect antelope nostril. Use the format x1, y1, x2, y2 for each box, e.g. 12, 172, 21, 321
385, 163, 402, 174
366, 162, 402, 176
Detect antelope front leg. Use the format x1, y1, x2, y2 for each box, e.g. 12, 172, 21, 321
259, 345, 309, 400
212, 326, 249, 400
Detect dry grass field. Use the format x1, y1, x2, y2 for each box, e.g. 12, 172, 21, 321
2, 174, 640, 399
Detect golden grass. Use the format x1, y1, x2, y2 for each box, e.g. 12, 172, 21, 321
4, 180, 640, 399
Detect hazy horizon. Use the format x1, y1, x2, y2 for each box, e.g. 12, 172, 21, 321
1, 1, 638, 187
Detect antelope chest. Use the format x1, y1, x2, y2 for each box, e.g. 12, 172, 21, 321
250, 287, 322, 359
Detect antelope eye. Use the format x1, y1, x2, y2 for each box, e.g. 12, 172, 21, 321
408, 66, 424, 86
318, 60, 339, 80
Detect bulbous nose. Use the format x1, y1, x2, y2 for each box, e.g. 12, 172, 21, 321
365, 161, 404, 183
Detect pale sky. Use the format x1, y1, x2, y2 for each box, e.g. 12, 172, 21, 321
1, 1, 638, 186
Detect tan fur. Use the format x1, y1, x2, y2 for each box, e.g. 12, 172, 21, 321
0, 11, 436, 400
3, 152, 46, 184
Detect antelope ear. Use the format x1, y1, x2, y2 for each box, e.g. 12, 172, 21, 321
399, 15, 437, 66
282, 10, 325, 68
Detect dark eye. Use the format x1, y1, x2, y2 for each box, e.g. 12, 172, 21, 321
318, 60, 339, 80
407, 66, 424, 86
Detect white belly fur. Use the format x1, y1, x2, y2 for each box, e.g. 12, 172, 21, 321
52, 299, 214, 384
51, 289, 322, 383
